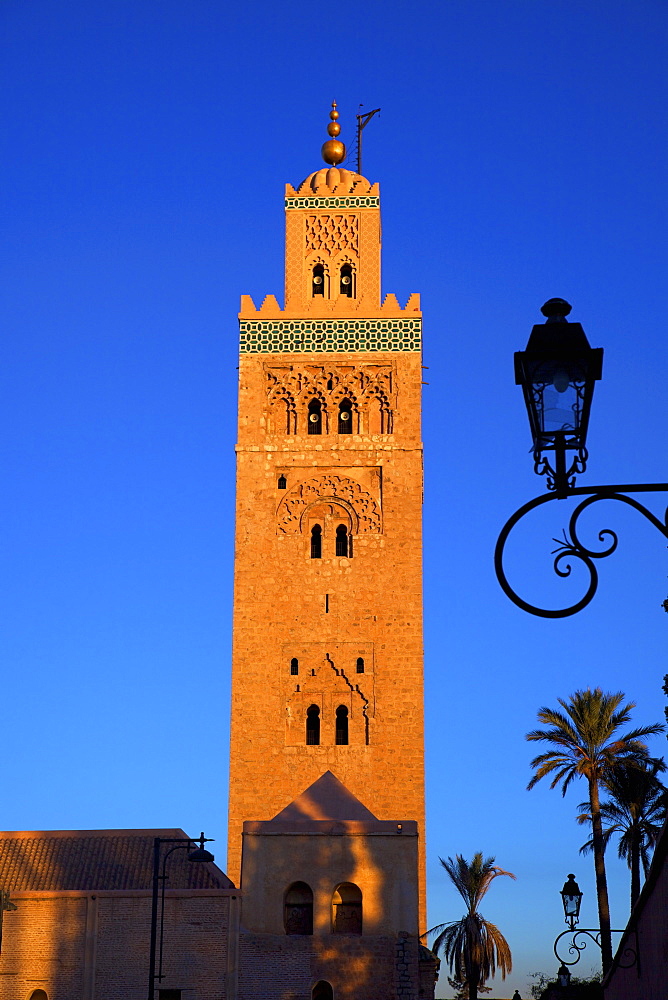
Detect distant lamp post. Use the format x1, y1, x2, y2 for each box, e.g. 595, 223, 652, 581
553, 873, 637, 976
148, 832, 215, 1000
560, 874, 582, 931
557, 963, 571, 988
495, 299, 668, 618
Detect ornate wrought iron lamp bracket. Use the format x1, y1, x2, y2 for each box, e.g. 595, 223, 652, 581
554, 927, 639, 973
495, 483, 668, 618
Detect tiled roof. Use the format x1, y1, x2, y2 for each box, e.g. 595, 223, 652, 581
0, 829, 234, 892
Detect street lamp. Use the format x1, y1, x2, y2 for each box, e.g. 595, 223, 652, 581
560, 874, 582, 932
514, 298, 603, 498
553, 873, 637, 977
148, 832, 215, 1000
495, 299, 668, 618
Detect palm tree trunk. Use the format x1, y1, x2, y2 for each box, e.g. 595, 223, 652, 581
630, 826, 641, 911
589, 777, 613, 974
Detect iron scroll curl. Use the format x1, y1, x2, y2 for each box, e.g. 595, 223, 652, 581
494, 484, 668, 618
554, 928, 638, 971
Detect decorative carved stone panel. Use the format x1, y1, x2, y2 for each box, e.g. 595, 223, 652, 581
305, 214, 359, 255
277, 474, 381, 535
265, 363, 394, 434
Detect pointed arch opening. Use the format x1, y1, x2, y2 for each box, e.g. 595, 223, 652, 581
284, 881, 313, 935
310, 524, 322, 559
306, 705, 320, 745
312, 263, 326, 297
335, 524, 351, 557
308, 398, 323, 435
356, 657, 365, 674
338, 398, 353, 434
290, 657, 299, 675
332, 882, 362, 934
340, 263, 355, 298
335, 705, 349, 745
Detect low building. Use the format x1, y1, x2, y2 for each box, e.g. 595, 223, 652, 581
0, 828, 239, 1000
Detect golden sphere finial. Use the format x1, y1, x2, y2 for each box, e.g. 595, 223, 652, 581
321, 99, 346, 165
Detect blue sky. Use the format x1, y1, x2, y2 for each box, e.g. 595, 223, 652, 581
1, 1, 667, 995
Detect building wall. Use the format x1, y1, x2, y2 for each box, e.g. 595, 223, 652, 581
0, 890, 236, 1000
237, 930, 419, 1000
240, 822, 419, 936
603, 823, 668, 1000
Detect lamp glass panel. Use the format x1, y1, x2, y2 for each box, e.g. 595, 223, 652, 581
562, 893, 581, 917
538, 381, 580, 435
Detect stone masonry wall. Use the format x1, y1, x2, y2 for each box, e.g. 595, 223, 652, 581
0, 890, 233, 1000
227, 349, 426, 928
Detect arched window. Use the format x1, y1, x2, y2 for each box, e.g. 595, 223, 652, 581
308, 399, 322, 435
312, 983, 334, 1000
356, 657, 365, 674
335, 524, 349, 557
278, 475, 287, 489
29, 993, 49, 1000
335, 705, 349, 745
306, 705, 320, 745
290, 657, 299, 675
284, 881, 313, 935
311, 524, 322, 559
338, 398, 353, 434
332, 882, 362, 934
340, 263, 354, 297
312, 263, 325, 297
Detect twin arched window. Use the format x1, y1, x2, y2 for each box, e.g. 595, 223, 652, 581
311, 523, 351, 559
307, 398, 354, 436
311, 263, 355, 299
306, 705, 348, 746
284, 881, 362, 938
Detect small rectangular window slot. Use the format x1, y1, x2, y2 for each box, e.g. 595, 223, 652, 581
325, 594, 329, 613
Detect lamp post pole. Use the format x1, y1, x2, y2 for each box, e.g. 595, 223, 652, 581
495, 299, 668, 618
147, 833, 214, 1000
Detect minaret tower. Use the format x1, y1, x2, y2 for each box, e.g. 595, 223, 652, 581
228, 105, 426, 927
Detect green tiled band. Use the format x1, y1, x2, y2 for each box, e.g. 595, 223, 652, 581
285, 196, 380, 210
239, 318, 421, 354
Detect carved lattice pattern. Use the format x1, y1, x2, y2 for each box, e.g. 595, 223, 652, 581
305, 215, 359, 254
277, 474, 381, 535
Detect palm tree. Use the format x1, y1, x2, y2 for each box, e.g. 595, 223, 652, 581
424, 852, 515, 1000
578, 759, 666, 910
526, 687, 664, 974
